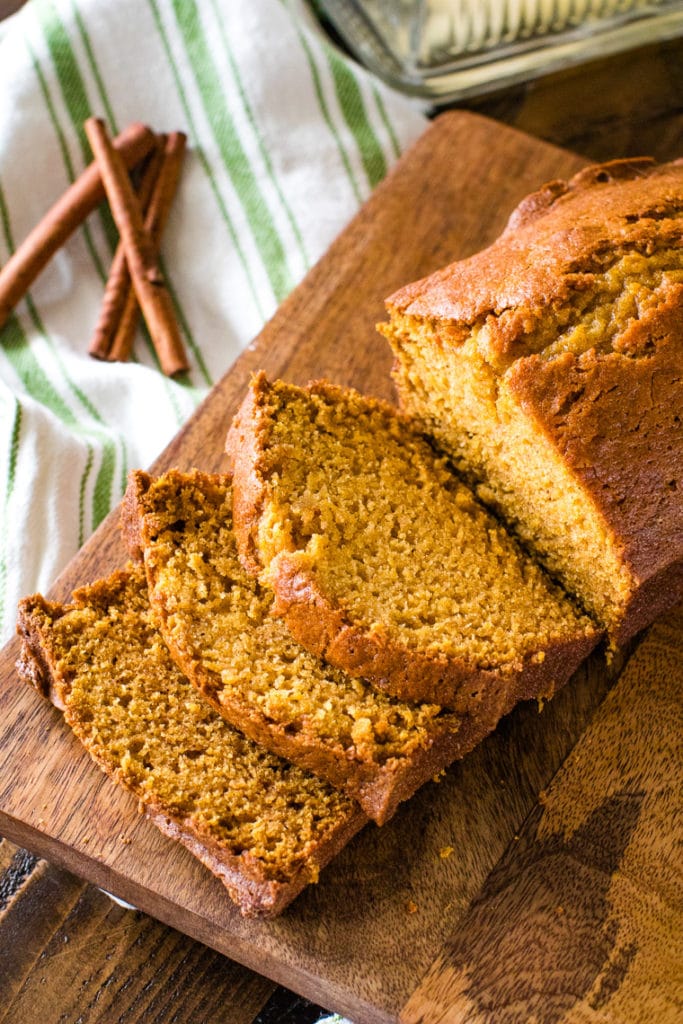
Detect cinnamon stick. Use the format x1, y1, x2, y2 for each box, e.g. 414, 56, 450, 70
84, 117, 188, 377
108, 131, 187, 364
89, 135, 166, 360
0, 122, 155, 331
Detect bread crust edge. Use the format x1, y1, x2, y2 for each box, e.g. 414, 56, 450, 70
15, 583, 365, 918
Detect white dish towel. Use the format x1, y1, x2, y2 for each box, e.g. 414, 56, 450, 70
0, 0, 426, 643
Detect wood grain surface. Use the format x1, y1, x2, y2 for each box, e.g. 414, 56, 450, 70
0, 837, 275, 1024
0, 110, 681, 1023
401, 605, 683, 1024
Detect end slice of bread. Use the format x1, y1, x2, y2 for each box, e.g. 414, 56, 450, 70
16, 566, 366, 917
226, 374, 600, 708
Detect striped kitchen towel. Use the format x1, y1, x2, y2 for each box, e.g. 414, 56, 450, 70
0, 0, 426, 641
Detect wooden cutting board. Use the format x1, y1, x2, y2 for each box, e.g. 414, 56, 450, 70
0, 111, 680, 1024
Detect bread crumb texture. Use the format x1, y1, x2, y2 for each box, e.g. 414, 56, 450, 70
246, 378, 594, 671
134, 470, 452, 767
22, 568, 359, 885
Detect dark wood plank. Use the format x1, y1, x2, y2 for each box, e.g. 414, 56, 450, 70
0, 838, 84, 1011
253, 989, 330, 1024
466, 36, 683, 165
0, 110, 673, 1022
0, 838, 276, 1024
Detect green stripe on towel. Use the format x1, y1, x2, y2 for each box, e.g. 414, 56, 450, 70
146, 0, 267, 322
171, 0, 294, 304
0, 397, 22, 635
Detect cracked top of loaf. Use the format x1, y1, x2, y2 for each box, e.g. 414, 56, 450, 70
386, 157, 683, 369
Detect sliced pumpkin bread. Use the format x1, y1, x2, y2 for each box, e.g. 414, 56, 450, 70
226, 374, 600, 708
120, 467, 520, 825
16, 566, 366, 917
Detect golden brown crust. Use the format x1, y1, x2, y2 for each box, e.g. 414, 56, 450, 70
143, 805, 289, 916
226, 375, 600, 709
16, 594, 69, 709
386, 158, 683, 339
119, 470, 152, 563
15, 576, 366, 918
145, 799, 362, 918
506, 296, 683, 643
225, 372, 272, 577
271, 550, 598, 708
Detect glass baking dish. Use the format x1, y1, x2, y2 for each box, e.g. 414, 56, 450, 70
312, 0, 683, 104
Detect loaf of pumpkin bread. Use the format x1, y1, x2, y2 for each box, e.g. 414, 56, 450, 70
381, 158, 683, 644
226, 374, 599, 708
16, 567, 366, 917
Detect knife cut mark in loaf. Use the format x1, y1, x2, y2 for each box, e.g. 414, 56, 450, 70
226, 375, 600, 708
121, 468, 502, 825
381, 157, 683, 644
16, 567, 365, 918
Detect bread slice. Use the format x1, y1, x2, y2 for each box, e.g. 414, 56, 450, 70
16, 566, 366, 917
381, 158, 683, 644
226, 374, 600, 708
120, 467, 524, 825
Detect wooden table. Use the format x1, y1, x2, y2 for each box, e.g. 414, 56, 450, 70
1, 27, 682, 1024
